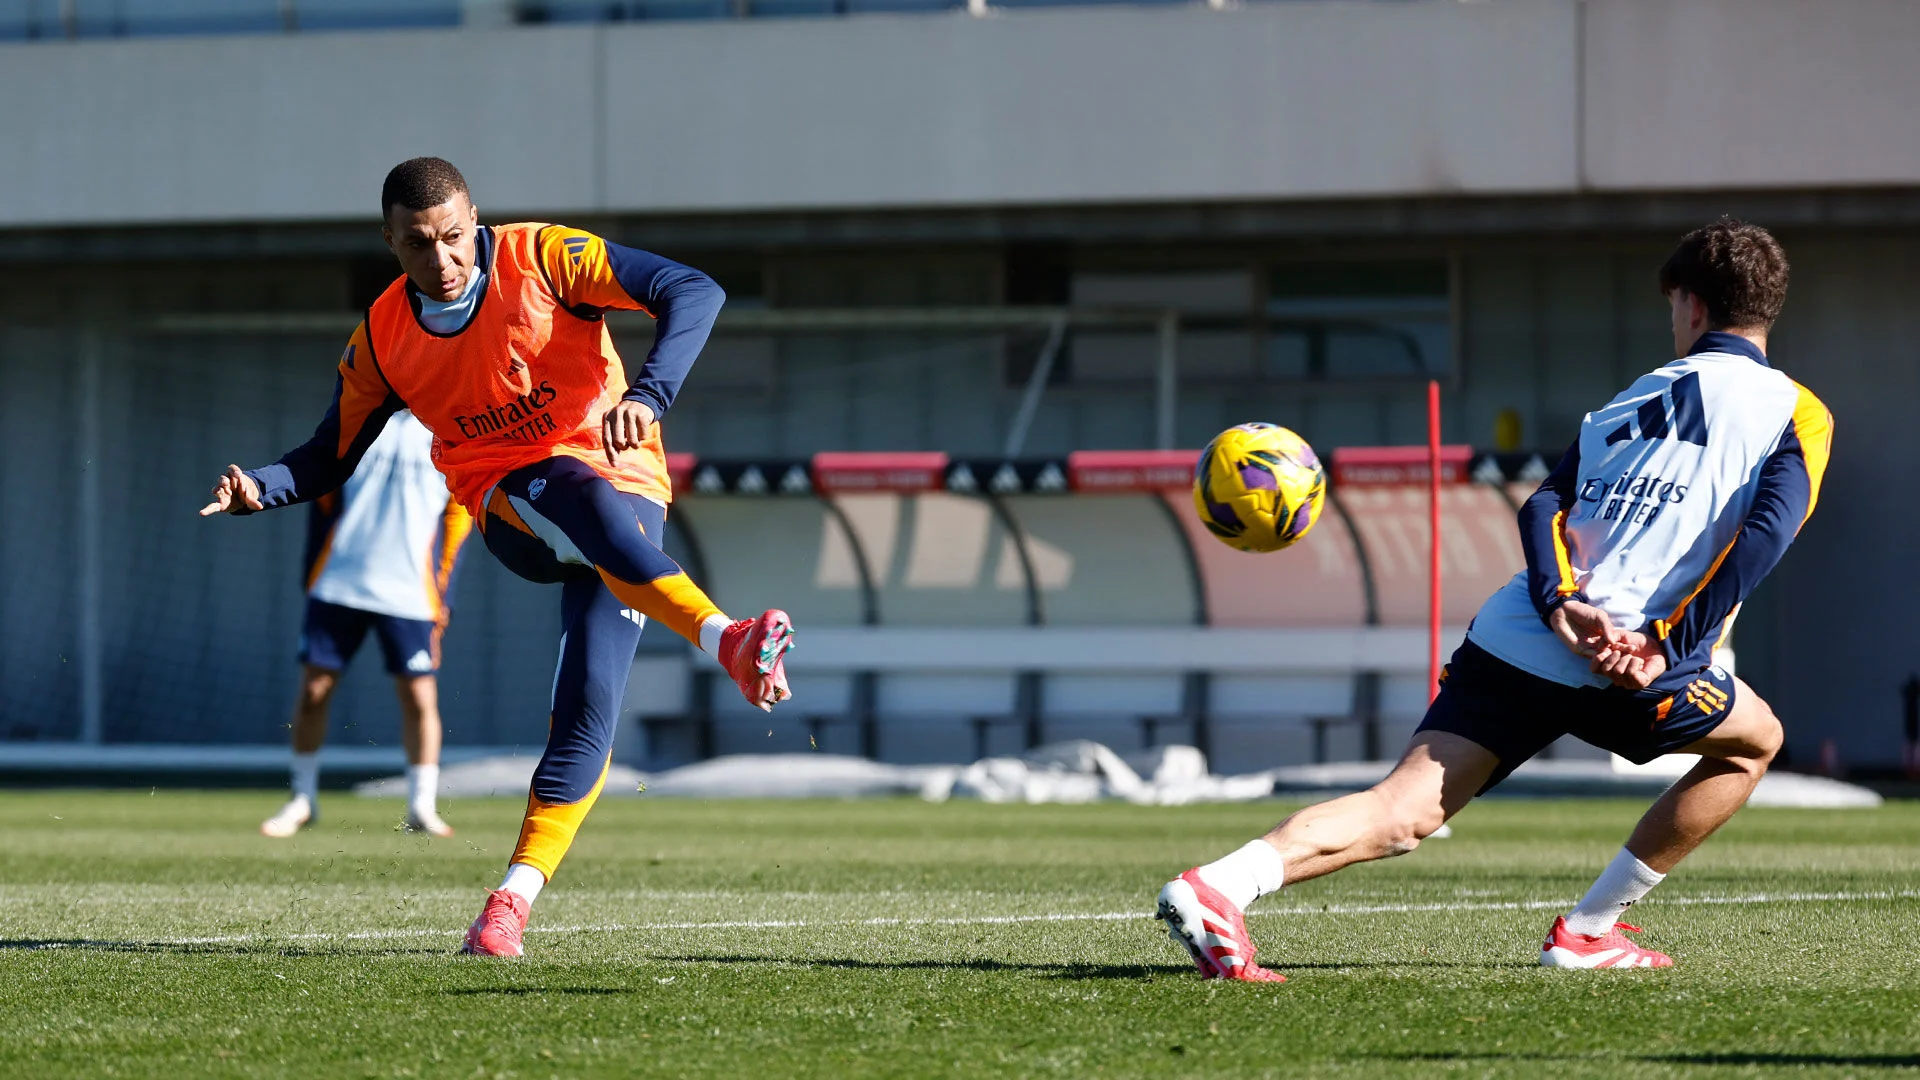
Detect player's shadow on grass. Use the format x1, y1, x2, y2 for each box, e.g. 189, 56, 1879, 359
659, 954, 1527, 978
1373, 1052, 1920, 1068
661, 953, 1177, 979
0, 938, 450, 957
442, 987, 638, 996
0, 939, 154, 952
1655, 1054, 1920, 1068
1272, 960, 1532, 972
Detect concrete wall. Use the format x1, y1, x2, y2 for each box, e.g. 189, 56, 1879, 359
1583, 0, 1920, 190
6, 0, 1920, 227
599, 2, 1577, 211
0, 28, 601, 225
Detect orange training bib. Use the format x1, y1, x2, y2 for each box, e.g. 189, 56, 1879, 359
364, 223, 671, 516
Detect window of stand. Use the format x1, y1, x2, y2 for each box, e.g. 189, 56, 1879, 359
1263, 261, 1450, 381
1061, 260, 1452, 387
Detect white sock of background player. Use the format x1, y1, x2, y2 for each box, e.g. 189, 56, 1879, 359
405, 763, 439, 822
289, 752, 320, 812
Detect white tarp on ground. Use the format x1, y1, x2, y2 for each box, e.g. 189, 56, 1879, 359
1265, 759, 1881, 808
356, 741, 1881, 809
928, 742, 1277, 806
354, 756, 651, 800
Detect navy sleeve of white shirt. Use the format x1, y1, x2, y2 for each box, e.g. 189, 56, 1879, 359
1516, 440, 1588, 619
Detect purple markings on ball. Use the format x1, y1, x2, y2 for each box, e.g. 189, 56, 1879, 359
1209, 500, 1244, 530
1284, 498, 1317, 539
1238, 463, 1279, 491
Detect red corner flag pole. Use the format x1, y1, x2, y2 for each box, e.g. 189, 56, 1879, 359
1427, 379, 1443, 702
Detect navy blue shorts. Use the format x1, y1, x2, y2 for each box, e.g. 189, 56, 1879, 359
1416, 639, 1736, 794
298, 598, 440, 677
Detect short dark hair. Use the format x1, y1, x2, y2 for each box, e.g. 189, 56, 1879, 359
380, 157, 470, 221
1657, 217, 1789, 330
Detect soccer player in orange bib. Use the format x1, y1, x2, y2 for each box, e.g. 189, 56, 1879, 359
201, 157, 796, 956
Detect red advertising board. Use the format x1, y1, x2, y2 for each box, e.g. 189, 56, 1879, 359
810, 451, 950, 493
1330, 445, 1474, 486
664, 453, 697, 491
1067, 450, 1197, 492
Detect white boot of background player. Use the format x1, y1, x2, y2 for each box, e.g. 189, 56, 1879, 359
260, 752, 319, 838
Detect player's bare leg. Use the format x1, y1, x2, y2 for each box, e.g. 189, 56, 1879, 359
1261, 732, 1495, 882
1157, 732, 1497, 980
262, 665, 337, 837
395, 674, 453, 837
1626, 677, 1782, 871
1544, 678, 1782, 968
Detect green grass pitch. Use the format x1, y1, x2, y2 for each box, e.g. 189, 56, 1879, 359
1, 791, 1916, 1078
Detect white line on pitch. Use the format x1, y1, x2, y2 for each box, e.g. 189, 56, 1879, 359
15, 888, 1916, 950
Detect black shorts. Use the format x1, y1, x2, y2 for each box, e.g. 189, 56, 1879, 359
1416, 639, 1736, 794
298, 598, 440, 677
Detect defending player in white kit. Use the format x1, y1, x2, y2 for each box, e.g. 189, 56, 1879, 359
1158, 219, 1832, 980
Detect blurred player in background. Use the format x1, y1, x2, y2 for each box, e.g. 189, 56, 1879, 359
1159, 219, 1832, 979
260, 411, 470, 840
202, 157, 795, 957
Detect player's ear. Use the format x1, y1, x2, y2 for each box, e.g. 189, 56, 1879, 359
1689, 291, 1712, 331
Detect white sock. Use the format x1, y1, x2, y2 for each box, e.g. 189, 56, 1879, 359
698, 613, 731, 658
406, 764, 438, 819
498, 862, 546, 905
290, 752, 320, 806
1564, 847, 1666, 936
1194, 839, 1289, 912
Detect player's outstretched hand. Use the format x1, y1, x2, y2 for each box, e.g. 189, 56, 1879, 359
1548, 600, 1614, 659
602, 400, 656, 466
1590, 629, 1669, 691
199, 464, 264, 516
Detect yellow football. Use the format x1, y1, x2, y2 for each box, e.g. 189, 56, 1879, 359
1192, 423, 1328, 553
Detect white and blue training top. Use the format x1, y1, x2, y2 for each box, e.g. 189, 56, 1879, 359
304, 411, 471, 624
1468, 332, 1833, 693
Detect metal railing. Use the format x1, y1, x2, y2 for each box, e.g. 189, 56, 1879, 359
1, 1, 460, 40
2, 0, 1265, 41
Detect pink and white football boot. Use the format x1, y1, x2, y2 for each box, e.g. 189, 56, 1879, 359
721, 610, 795, 712
460, 889, 530, 957
1540, 917, 1673, 969
1156, 868, 1286, 983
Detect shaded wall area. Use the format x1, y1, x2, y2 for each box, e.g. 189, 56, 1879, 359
0, 225, 1908, 769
